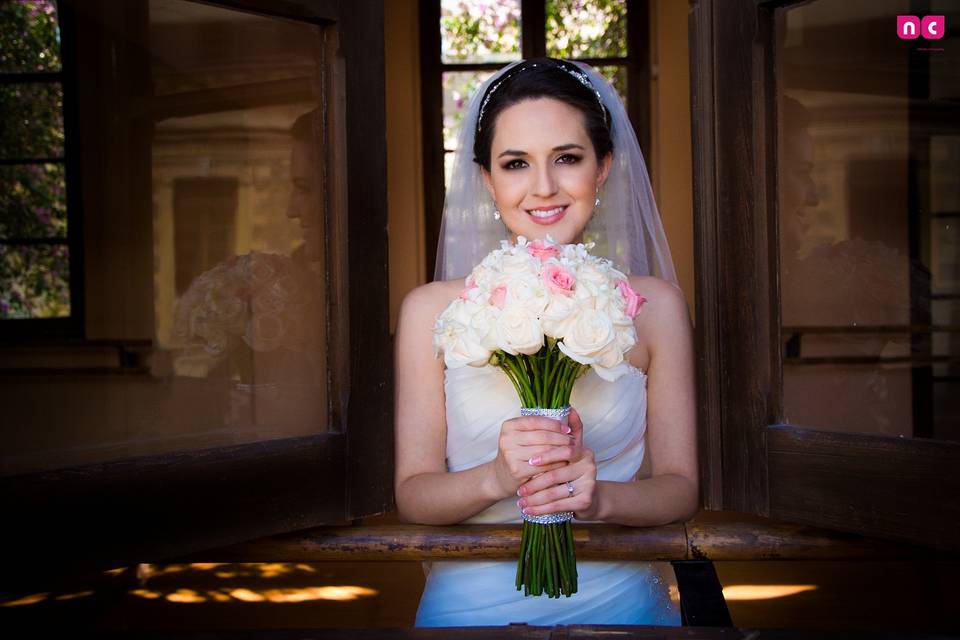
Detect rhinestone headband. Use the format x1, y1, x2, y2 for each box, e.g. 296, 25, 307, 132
476, 61, 608, 134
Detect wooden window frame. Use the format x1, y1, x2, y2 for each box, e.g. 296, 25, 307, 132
689, 0, 960, 550
0, 0, 393, 587
419, 0, 652, 279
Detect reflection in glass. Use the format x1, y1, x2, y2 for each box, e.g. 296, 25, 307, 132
0, 83, 64, 159
777, 0, 959, 441
0, 0, 61, 73
440, 0, 521, 64
0, 163, 67, 239
0, 243, 69, 319
546, 0, 627, 59
0, 0, 333, 475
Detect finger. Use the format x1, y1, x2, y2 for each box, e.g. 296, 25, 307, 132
520, 482, 573, 508
511, 430, 578, 447
568, 407, 584, 448
520, 495, 584, 517
509, 416, 573, 434
527, 444, 580, 467
517, 464, 580, 496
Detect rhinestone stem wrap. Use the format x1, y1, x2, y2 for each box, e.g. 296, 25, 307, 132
518, 405, 574, 525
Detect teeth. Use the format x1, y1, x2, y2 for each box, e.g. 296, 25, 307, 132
529, 207, 564, 218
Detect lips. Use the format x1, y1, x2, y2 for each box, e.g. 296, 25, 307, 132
526, 205, 567, 225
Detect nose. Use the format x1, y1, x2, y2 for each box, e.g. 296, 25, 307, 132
531, 164, 558, 198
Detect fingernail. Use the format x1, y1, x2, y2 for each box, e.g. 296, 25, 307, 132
564, 425, 572, 434
516, 488, 523, 497
521, 508, 530, 515
518, 499, 527, 508
528, 456, 541, 466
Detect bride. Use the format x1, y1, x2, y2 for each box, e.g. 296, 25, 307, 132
394, 58, 697, 626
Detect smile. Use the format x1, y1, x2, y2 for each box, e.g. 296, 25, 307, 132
526, 206, 567, 224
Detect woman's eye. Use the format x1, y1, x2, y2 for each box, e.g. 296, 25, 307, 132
556, 154, 581, 165
503, 159, 527, 170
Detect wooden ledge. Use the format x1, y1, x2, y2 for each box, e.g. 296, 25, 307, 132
189, 511, 939, 563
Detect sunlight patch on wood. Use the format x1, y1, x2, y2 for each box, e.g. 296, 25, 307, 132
722, 584, 818, 600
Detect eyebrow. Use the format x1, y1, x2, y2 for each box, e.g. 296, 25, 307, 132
497, 143, 586, 159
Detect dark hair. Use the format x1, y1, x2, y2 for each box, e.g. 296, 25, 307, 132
472, 58, 613, 171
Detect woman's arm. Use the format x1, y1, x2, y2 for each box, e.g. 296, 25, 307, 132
394, 283, 575, 525
516, 278, 699, 526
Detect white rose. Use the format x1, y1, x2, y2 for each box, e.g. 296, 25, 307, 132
503, 273, 549, 316
497, 305, 544, 355
557, 308, 615, 364
468, 304, 501, 351
433, 301, 490, 366
500, 250, 538, 277
540, 293, 579, 339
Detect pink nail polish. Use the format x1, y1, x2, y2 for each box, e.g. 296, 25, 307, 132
564, 425, 572, 434
517, 488, 522, 497
521, 508, 529, 515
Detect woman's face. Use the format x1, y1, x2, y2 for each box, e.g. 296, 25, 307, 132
481, 97, 611, 244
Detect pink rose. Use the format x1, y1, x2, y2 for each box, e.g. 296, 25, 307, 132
543, 264, 576, 296
459, 280, 478, 301
491, 284, 508, 309
528, 239, 559, 263
617, 280, 646, 318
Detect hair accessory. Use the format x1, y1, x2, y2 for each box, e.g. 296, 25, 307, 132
476, 60, 608, 134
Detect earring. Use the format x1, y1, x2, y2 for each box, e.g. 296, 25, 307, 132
594, 193, 601, 208
493, 208, 501, 221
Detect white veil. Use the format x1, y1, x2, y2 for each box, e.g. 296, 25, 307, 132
433, 59, 677, 286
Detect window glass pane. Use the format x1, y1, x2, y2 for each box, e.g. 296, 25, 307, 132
596, 65, 627, 106
440, 0, 521, 64
442, 69, 494, 159
777, 0, 960, 442
0, 82, 64, 159
1, 0, 337, 475
546, 0, 627, 59
0, 243, 69, 319
0, 163, 67, 239
0, 0, 61, 73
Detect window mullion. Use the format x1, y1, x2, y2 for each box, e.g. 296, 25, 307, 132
521, 0, 546, 59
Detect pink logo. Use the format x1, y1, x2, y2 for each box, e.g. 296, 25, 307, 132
922, 15, 945, 39
897, 15, 920, 39
898, 15, 946, 40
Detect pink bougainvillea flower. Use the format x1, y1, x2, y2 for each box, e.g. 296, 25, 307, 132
617, 280, 646, 318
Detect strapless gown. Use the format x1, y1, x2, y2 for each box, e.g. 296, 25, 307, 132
415, 363, 681, 627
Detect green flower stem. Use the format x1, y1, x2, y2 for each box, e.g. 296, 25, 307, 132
551, 524, 569, 595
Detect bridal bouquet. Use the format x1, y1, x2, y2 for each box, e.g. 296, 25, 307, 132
432, 236, 645, 598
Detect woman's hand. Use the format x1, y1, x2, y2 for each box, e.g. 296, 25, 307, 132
515, 408, 600, 520
490, 414, 576, 499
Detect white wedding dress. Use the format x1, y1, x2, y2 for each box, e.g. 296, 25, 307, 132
415, 363, 681, 627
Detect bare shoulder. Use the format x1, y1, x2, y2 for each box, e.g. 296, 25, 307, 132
628, 275, 689, 324
402, 278, 464, 316
627, 276, 692, 367
397, 278, 466, 334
